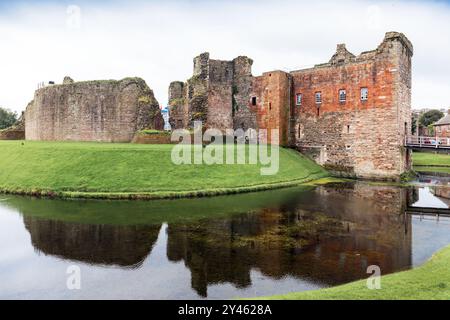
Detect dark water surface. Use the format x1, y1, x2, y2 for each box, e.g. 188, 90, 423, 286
1, 182, 450, 299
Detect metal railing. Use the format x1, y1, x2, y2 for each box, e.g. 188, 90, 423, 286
405, 136, 450, 149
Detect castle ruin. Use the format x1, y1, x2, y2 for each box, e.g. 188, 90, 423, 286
25, 77, 164, 142
169, 32, 413, 179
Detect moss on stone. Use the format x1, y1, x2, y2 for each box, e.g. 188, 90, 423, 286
138, 129, 170, 135
170, 98, 185, 106
138, 96, 152, 104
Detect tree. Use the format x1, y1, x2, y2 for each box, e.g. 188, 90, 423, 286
0, 107, 18, 130
419, 110, 444, 128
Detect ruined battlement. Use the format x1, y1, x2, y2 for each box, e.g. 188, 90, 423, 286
25, 77, 164, 142
192, 52, 253, 83
170, 52, 255, 131
288, 32, 414, 72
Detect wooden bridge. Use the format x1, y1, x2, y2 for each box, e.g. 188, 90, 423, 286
405, 136, 450, 151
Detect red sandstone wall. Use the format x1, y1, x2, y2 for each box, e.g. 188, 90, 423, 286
291, 33, 413, 179
253, 71, 291, 145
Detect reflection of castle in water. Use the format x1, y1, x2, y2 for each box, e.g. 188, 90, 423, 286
21, 182, 414, 297
166, 183, 413, 297
24, 218, 161, 268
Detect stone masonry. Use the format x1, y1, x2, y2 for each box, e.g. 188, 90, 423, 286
292, 32, 413, 179
169, 32, 413, 179
169, 53, 255, 132
25, 77, 164, 142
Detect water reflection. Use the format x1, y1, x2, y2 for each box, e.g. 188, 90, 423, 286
1, 182, 449, 299
24, 218, 160, 268
166, 183, 413, 297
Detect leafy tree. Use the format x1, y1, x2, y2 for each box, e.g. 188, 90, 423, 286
427, 124, 435, 136
0, 107, 18, 130
419, 110, 444, 128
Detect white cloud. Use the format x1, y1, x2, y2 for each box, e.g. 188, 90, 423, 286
0, 0, 449, 113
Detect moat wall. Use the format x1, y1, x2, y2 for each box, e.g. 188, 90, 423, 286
25, 77, 164, 142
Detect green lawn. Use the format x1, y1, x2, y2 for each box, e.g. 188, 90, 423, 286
0, 141, 327, 199
413, 152, 450, 167
255, 246, 450, 300
413, 152, 450, 174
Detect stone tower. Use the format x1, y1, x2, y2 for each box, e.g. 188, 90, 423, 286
292, 32, 413, 179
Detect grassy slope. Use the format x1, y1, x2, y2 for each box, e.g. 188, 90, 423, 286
256, 246, 450, 300
0, 141, 327, 199
413, 152, 450, 167
413, 152, 450, 174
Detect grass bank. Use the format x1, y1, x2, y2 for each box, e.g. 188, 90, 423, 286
255, 245, 450, 300
413, 152, 450, 175
0, 141, 327, 200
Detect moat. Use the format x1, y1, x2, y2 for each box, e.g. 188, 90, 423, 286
0, 180, 449, 299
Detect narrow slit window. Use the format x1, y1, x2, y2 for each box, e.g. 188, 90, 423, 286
315, 92, 322, 104
339, 89, 346, 102
296, 93, 302, 106
251, 97, 257, 106
361, 88, 368, 101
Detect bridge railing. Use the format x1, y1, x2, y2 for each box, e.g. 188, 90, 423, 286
405, 136, 450, 148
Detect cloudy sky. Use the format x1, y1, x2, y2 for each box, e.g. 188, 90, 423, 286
0, 0, 449, 113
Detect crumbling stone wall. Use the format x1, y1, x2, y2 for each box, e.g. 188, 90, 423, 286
169, 53, 256, 132
168, 81, 186, 130
25, 77, 163, 142
231, 56, 256, 131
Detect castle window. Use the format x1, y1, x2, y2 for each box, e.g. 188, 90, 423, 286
361, 88, 369, 101
296, 94, 302, 106
315, 92, 322, 104
339, 89, 346, 102
251, 97, 257, 106
269, 102, 272, 110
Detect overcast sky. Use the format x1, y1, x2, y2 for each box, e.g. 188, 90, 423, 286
0, 0, 449, 113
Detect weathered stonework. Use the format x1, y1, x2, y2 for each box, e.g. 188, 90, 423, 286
292, 32, 413, 179
168, 53, 255, 132
25, 77, 164, 142
0, 113, 25, 140
168, 81, 186, 129
132, 131, 174, 144
170, 31, 413, 179
251, 71, 292, 146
